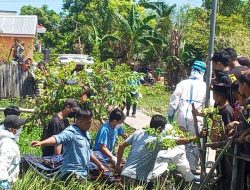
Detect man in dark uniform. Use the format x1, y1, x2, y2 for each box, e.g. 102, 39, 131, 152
41, 98, 80, 156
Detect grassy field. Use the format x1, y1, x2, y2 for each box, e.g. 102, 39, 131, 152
0, 84, 196, 190
138, 83, 170, 116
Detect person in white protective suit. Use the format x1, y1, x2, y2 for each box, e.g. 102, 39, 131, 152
150, 124, 197, 182
167, 60, 207, 174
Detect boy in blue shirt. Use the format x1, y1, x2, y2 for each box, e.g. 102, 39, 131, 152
93, 108, 127, 164
31, 109, 105, 180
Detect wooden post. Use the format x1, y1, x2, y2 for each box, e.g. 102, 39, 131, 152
230, 143, 239, 190
192, 103, 206, 181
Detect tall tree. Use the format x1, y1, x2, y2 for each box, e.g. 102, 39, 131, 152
115, 3, 162, 63
203, 0, 243, 16
20, 5, 60, 31
139, 1, 176, 65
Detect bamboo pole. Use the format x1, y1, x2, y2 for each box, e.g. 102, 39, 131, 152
191, 103, 206, 181
205, 140, 227, 148
199, 138, 233, 190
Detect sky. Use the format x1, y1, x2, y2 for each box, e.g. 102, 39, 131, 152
0, 0, 202, 14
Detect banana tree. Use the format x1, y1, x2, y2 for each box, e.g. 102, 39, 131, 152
139, 1, 176, 66
88, 22, 119, 58
115, 3, 162, 63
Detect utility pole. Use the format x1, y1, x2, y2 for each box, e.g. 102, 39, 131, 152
205, 1, 217, 107
201, 0, 218, 183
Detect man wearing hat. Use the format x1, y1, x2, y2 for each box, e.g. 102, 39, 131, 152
41, 98, 80, 157
0, 115, 25, 190
167, 60, 207, 174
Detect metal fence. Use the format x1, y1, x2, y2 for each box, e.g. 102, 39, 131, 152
0, 63, 35, 98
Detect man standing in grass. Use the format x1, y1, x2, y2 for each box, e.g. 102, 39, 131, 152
32, 109, 105, 180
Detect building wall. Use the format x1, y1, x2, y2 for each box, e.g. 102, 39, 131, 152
0, 36, 34, 61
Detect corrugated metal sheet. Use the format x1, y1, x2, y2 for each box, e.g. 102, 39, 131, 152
0, 16, 37, 36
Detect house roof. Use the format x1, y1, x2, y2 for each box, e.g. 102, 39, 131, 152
0, 10, 17, 16
0, 15, 37, 37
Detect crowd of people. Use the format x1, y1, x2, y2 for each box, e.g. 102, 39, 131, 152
1, 47, 250, 189
0, 99, 198, 189
168, 47, 250, 189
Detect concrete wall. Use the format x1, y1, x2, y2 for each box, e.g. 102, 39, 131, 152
0, 36, 34, 61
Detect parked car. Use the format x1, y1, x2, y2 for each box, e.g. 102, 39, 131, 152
58, 54, 94, 65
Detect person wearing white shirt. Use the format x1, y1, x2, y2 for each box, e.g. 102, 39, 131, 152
0, 115, 25, 190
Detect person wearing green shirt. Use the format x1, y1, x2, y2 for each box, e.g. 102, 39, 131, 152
155, 67, 162, 81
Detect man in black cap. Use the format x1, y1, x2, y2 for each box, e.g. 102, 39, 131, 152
0, 115, 25, 189
41, 98, 80, 156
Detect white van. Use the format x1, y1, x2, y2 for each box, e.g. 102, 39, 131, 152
58, 54, 94, 65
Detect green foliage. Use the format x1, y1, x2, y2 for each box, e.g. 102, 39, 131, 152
18, 0, 250, 75
144, 122, 194, 151
203, 0, 243, 17
31, 61, 82, 127
13, 170, 114, 190
176, 6, 250, 68
33, 51, 44, 63
178, 7, 209, 62
12, 169, 193, 190
32, 59, 141, 125
202, 107, 223, 135
170, 121, 193, 140
20, 5, 60, 31
19, 127, 42, 155
144, 127, 177, 151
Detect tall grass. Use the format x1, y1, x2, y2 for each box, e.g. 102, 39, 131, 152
13, 170, 115, 190
13, 170, 196, 190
